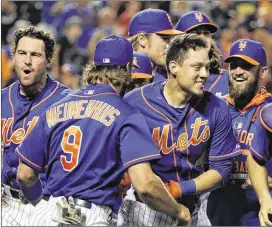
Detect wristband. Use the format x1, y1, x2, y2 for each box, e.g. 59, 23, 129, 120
180, 180, 196, 195
18, 178, 42, 201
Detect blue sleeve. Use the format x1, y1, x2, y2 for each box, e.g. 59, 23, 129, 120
209, 158, 234, 185
209, 108, 241, 161
119, 113, 161, 168
16, 117, 48, 173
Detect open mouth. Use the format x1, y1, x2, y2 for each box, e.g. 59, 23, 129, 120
23, 69, 32, 75
233, 77, 246, 82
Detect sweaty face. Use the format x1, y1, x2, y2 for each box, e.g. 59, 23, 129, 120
13, 36, 48, 88
175, 48, 210, 96
228, 58, 260, 101
146, 33, 171, 67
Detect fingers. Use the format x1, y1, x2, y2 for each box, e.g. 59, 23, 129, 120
259, 211, 272, 226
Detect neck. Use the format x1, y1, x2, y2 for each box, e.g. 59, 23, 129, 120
151, 62, 158, 75
20, 75, 47, 98
164, 77, 192, 108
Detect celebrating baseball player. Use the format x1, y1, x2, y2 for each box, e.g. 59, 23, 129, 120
205, 39, 272, 226
246, 102, 272, 226
16, 35, 191, 226
1, 26, 71, 226
118, 33, 241, 226
128, 9, 183, 83
176, 11, 228, 97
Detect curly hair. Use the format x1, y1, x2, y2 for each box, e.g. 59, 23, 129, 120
12, 26, 55, 64
209, 41, 222, 74
83, 62, 131, 87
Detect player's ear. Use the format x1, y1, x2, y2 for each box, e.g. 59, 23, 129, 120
138, 33, 149, 50
260, 66, 268, 81
168, 60, 178, 76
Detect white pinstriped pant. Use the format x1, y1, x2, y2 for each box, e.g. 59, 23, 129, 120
28, 196, 113, 226
1, 193, 33, 226
117, 188, 199, 226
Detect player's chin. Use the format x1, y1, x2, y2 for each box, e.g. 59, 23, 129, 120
192, 88, 204, 97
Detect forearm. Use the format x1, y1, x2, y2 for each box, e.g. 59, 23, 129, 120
193, 170, 222, 194
247, 153, 271, 204
137, 175, 181, 218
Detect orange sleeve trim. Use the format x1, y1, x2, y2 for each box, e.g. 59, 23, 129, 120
30, 83, 60, 111
140, 87, 180, 182
260, 108, 272, 133
209, 150, 241, 159
16, 148, 43, 169
123, 154, 161, 167
208, 71, 223, 92
69, 92, 118, 98
8, 83, 15, 134
250, 146, 267, 161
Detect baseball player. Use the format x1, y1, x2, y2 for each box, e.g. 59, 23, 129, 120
16, 35, 191, 226
118, 33, 241, 226
205, 39, 272, 226
1, 26, 71, 226
246, 102, 272, 226
128, 9, 183, 83
176, 11, 228, 97
175, 11, 229, 225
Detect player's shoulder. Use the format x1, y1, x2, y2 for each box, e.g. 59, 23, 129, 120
1, 81, 19, 97
202, 90, 229, 111
260, 102, 272, 131
124, 81, 160, 104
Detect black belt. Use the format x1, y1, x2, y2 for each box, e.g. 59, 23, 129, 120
43, 195, 92, 209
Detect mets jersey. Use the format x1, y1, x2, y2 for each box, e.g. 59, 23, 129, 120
1, 76, 70, 188
124, 80, 240, 209
16, 83, 161, 208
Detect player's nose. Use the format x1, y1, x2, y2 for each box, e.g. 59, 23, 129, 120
24, 53, 32, 65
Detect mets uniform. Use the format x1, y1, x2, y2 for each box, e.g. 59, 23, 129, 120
118, 80, 240, 226
206, 90, 272, 226
1, 76, 70, 226
16, 83, 161, 226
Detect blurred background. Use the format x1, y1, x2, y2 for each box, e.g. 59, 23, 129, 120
2, 0, 272, 91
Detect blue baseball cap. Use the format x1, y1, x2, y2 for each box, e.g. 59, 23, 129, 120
176, 11, 218, 34
224, 39, 267, 66
94, 35, 133, 66
128, 9, 184, 36
132, 51, 153, 79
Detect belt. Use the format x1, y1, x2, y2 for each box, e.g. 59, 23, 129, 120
2, 184, 29, 204
43, 195, 92, 209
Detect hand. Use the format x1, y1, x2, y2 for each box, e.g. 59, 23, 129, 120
119, 172, 131, 196
259, 199, 272, 226
164, 180, 182, 199
268, 176, 272, 188
241, 175, 252, 189
176, 204, 191, 226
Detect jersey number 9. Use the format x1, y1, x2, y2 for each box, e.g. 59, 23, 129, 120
60, 126, 82, 171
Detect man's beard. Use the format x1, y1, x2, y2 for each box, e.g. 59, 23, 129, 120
229, 73, 259, 103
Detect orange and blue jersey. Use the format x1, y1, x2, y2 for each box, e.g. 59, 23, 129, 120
1, 76, 71, 188
204, 69, 229, 97
16, 83, 161, 208
124, 80, 240, 209
207, 89, 272, 226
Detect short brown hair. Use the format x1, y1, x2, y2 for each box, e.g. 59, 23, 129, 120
83, 62, 131, 86
127, 32, 151, 51
12, 26, 55, 64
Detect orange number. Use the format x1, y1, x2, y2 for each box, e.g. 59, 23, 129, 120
60, 126, 82, 171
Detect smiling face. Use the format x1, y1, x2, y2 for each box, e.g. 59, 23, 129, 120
228, 58, 261, 100
13, 36, 49, 88
172, 47, 210, 96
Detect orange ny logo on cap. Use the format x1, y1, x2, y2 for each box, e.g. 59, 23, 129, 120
133, 57, 140, 68
239, 40, 247, 51
194, 12, 203, 22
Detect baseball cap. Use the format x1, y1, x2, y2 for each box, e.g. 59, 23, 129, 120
224, 39, 267, 66
94, 35, 133, 66
132, 51, 153, 79
176, 11, 218, 34
128, 9, 183, 36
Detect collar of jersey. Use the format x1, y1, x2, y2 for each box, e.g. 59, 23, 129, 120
226, 87, 272, 112
84, 83, 118, 95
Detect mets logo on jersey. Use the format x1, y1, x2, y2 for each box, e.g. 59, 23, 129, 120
239, 40, 247, 51
152, 117, 210, 154
194, 12, 203, 22
1, 117, 39, 146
